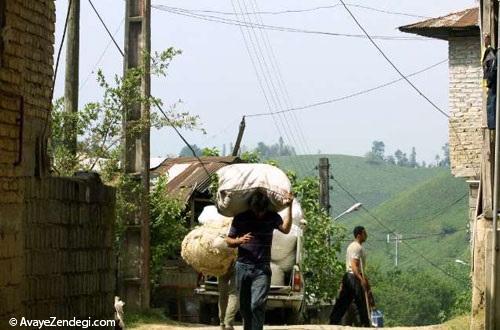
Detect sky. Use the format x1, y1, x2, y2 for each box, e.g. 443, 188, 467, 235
53, 0, 478, 164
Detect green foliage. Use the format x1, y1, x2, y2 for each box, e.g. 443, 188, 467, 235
50, 48, 201, 178
240, 150, 261, 163
290, 174, 346, 304
150, 176, 189, 287
201, 147, 220, 157
368, 267, 466, 326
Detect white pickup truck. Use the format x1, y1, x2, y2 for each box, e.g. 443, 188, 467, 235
194, 227, 305, 325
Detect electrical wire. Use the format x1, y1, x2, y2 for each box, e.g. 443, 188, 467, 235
246, 59, 448, 117
331, 174, 472, 287
44, 0, 73, 137
152, 5, 429, 41
88, 0, 125, 57
153, 2, 430, 19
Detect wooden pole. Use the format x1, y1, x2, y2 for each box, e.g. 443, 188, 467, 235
232, 116, 246, 156
318, 158, 331, 215
63, 0, 80, 155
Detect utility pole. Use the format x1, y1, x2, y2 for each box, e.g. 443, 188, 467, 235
232, 116, 246, 156
387, 233, 402, 267
63, 0, 80, 155
318, 158, 331, 215
121, 0, 151, 310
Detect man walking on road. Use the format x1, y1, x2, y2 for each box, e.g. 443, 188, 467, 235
218, 263, 239, 330
225, 192, 293, 330
330, 226, 372, 327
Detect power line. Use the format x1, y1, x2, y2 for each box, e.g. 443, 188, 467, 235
338, 0, 448, 118
88, 0, 125, 57
152, 5, 429, 41
246, 59, 448, 117
242, 0, 315, 171
337, 0, 477, 174
80, 18, 125, 92
44, 0, 73, 137
229, 0, 308, 174
87, 0, 212, 177
152, 2, 430, 19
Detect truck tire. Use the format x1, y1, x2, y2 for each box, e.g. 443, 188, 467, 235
285, 307, 305, 325
199, 302, 216, 324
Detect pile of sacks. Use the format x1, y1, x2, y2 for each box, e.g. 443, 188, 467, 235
270, 200, 303, 286
181, 206, 236, 277
182, 163, 304, 284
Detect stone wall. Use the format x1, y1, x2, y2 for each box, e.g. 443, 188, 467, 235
448, 36, 482, 178
0, 175, 116, 327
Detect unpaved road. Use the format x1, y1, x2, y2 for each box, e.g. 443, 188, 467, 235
131, 324, 453, 330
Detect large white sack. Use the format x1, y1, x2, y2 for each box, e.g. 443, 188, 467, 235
181, 219, 236, 277
270, 263, 285, 286
216, 164, 292, 217
198, 205, 232, 225
278, 199, 304, 226
271, 224, 301, 261
274, 252, 296, 272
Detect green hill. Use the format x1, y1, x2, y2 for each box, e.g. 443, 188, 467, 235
277, 154, 470, 271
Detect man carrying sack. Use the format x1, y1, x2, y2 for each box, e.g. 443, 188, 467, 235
330, 226, 373, 327
225, 192, 293, 330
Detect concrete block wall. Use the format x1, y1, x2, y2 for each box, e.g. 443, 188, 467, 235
448, 36, 482, 178
0, 176, 116, 326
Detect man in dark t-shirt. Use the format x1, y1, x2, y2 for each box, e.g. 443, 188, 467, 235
225, 191, 293, 330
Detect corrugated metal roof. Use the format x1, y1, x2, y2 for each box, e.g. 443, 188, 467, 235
399, 7, 479, 40
152, 156, 242, 203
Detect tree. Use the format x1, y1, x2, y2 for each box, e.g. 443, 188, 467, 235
439, 143, 450, 168
409, 147, 418, 168
365, 141, 385, 164
394, 149, 409, 167
386, 155, 396, 165
179, 144, 201, 157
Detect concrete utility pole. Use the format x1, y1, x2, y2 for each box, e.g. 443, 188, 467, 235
318, 158, 331, 215
63, 0, 80, 155
121, 0, 151, 310
387, 233, 402, 267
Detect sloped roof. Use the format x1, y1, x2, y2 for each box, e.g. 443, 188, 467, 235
399, 7, 479, 40
152, 156, 242, 203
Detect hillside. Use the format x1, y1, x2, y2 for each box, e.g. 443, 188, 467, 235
277, 154, 450, 212
278, 154, 470, 271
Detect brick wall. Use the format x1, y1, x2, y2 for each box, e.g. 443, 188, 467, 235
448, 36, 482, 178
0, 1, 117, 328
0, 175, 116, 326
0, 0, 55, 178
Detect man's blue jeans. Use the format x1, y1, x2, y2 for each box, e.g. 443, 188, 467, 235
235, 261, 271, 330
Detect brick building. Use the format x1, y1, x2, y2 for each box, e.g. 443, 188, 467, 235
0, 0, 116, 327
400, 7, 482, 179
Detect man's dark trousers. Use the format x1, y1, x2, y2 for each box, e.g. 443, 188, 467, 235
330, 272, 371, 327
235, 261, 271, 330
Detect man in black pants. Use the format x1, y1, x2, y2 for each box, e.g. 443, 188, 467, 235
330, 226, 372, 327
